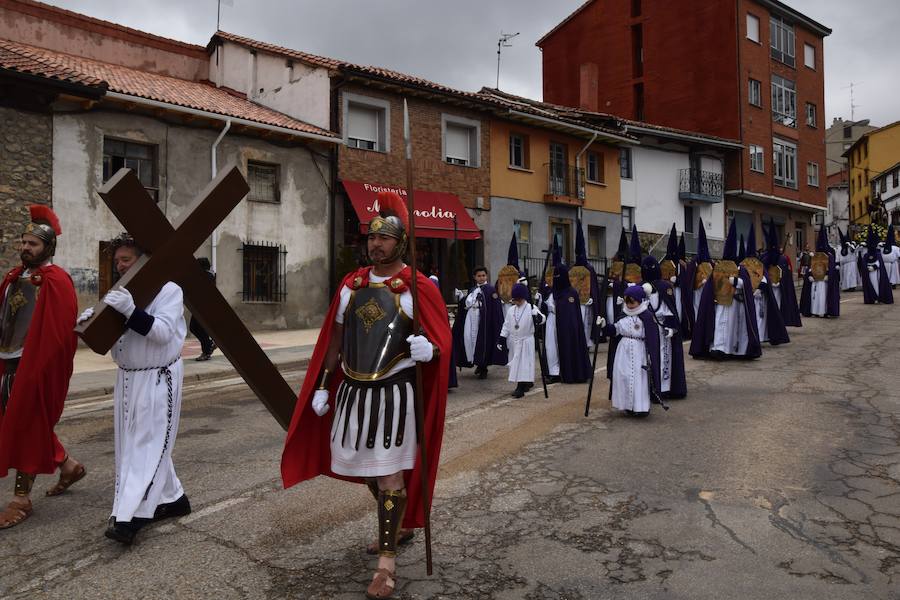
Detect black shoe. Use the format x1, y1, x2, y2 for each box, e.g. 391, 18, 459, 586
476, 368, 488, 380
523, 382, 534, 391
548, 376, 561, 384
209, 340, 217, 354
195, 353, 211, 362
511, 384, 526, 398
153, 494, 192, 521
105, 519, 144, 545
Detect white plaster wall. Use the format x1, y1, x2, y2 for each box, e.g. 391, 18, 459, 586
619, 146, 725, 239
210, 41, 331, 130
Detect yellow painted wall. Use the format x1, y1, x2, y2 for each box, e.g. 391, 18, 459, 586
489, 119, 621, 214
849, 122, 900, 226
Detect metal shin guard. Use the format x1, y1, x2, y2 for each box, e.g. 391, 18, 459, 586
14, 471, 35, 497
376, 489, 408, 557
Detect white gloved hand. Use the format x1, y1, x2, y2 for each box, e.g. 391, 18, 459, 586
407, 335, 434, 362
534, 291, 542, 305
454, 288, 466, 301
596, 316, 606, 328
808, 276, 814, 283
735, 278, 745, 290
585, 297, 593, 306
531, 305, 543, 317
868, 265, 876, 272
670, 276, 678, 283
103, 288, 136, 318
700, 278, 708, 286
664, 327, 675, 339
77, 306, 94, 325
311, 389, 330, 416
824, 275, 829, 281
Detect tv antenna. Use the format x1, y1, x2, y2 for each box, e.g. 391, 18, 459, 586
841, 82, 862, 121
496, 32, 520, 89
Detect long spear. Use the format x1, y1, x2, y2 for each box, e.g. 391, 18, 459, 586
403, 98, 434, 576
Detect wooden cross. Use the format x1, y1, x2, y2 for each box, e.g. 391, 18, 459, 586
75, 164, 296, 429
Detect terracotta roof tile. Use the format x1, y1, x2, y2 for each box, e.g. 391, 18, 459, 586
0, 37, 337, 139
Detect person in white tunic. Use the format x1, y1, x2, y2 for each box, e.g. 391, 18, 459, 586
838, 234, 861, 291
498, 283, 544, 398
78, 235, 190, 545
882, 225, 900, 287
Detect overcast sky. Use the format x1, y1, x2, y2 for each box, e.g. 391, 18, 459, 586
44, 0, 900, 128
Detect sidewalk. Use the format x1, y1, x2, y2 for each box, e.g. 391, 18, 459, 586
68, 328, 321, 400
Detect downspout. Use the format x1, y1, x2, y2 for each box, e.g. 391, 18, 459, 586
211, 118, 232, 274
575, 132, 598, 222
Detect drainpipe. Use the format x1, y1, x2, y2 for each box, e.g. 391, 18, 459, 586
210, 118, 232, 274
575, 132, 598, 222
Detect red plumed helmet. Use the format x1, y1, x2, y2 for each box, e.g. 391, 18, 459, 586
28, 204, 62, 235
376, 191, 409, 230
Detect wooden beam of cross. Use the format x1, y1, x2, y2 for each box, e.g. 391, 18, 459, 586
75, 164, 297, 429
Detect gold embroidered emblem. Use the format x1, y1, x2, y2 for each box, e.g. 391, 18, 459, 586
8, 289, 27, 316
568, 296, 575, 303
390, 278, 403, 289
384, 499, 395, 511
667, 288, 674, 296
355, 298, 386, 333
352, 276, 363, 288
370, 219, 383, 232
492, 292, 499, 299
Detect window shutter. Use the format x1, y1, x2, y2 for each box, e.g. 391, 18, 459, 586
446, 124, 470, 162
348, 104, 379, 143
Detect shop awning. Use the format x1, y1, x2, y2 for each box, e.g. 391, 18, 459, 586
343, 180, 481, 240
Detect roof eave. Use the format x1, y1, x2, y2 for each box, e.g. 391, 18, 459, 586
624, 124, 744, 150
0, 67, 107, 98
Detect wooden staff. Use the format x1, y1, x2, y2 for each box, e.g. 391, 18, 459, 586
403, 98, 434, 575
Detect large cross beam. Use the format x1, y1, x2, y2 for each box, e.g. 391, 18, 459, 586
75, 164, 296, 429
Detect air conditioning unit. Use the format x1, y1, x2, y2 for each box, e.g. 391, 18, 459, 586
813, 212, 825, 226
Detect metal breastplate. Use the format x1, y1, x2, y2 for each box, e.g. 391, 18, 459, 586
0, 277, 39, 354
342, 283, 413, 380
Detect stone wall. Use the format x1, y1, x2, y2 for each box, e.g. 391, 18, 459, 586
0, 106, 52, 272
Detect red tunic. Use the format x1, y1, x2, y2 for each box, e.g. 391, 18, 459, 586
281, 266, 451, 529
0, 264, 78, 476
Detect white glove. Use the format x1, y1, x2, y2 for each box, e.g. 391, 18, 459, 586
77, 306, 94, 325
534, 291, 542, 304
596, 316, 606, 328
454, 288, 466, 301
670, 276, 678, 283
868, 265, 876, 272
824, 275, 829, 281
808, 276, 814, 283
531, 305, 542, 317
311, 389, 330, 416
735, 278, 744, 290
664, 327, 675, 339
103, 288, 136, 319
700, 278, 708, 286
585, 297, 593, 306
407, 335, 434, 362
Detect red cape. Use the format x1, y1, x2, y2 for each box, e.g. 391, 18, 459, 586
281, 266, 451, 529
0, 264, 78, 476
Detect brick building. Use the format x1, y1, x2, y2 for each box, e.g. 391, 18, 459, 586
538, 0, 831, 258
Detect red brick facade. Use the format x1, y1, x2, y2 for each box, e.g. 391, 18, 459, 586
337, 83, 490, 210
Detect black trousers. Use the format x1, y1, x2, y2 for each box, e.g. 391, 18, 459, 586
189, 317, 214, 354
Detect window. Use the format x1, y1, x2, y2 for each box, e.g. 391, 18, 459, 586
843, 125, 853, 139
893, 169, 899, 188
804, 43, 816, 69
241, 242, 286, 302
773, 138, 797, 188
746, 14, 760, 42
509, 133, 529, 169
750, 144, 765, 172
684, 205, 695, 233
880, 178, 887, 194
247, 161, 280, 203
514, 220, 531, 258
748, 78, 762, 107
795, 227, 804, 252
588, 225, 605, 259
587, 151, 604, 183
770, 16, 795, 67
344, 93, 390, 152
442, 114, 480, 167
622, 206, 634, 230
631, 0, 641, 18
102, 138, 158, 201
619, 147, 633, 179
807, 162, 819, 187
771, 74, 797, 127
806, 103, 817, 127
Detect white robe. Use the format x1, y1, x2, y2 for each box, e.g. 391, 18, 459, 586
884, 248, 900, 285
808, 276, 828, 316
544, 295, 560, 376
610, 311, 650, 413
500, 303, 535, 383
711, 281, 749, 355
839, 250, 861, 290
463, 286, 484, 364
111, 282, 187, 522
755, 283, 769, 343
580, 302, 594, 349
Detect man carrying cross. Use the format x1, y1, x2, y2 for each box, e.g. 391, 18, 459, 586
282, 191, 451, 599
79, 234, 191, 545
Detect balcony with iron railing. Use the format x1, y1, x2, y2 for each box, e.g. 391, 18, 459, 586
543, 163, 585, 206
679, 168, 723, 204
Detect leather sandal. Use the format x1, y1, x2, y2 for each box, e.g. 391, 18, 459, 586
365, 568, 396, 599
365, 528, 414, 555
45, 462, 86, 497
0, 500, 33, 529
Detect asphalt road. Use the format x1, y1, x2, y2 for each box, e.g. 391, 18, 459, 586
1, 292, 898, 599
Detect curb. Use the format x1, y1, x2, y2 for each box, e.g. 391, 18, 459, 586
66, 357, 311, 402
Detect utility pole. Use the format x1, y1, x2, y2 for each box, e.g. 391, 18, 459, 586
496, 32, 520, 89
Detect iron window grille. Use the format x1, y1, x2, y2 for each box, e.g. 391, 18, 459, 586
247, 161, 280, 203
102, 138, 158, 201
240, 241, 287, 303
